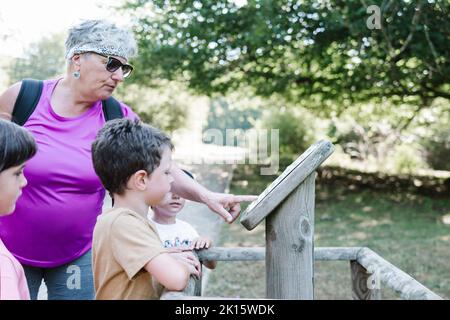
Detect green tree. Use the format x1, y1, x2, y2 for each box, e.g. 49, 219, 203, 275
260, 106, 316, 156
114, 82, 190, 133
123, 0, 449, 124
7, 33, 66, 84
204, 96, 262, 141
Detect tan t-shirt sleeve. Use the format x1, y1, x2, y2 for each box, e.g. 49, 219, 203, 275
110, 213, 167, 280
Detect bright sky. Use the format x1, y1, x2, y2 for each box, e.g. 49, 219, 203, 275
0, 0, 126, 57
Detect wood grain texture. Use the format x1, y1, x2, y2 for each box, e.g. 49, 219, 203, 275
241, 140, 334, 230
266, 173, 316, 299
162, 247, 441, 300
350, 260, 381, 300
196, 247, 361, 261
356, 247, 442, 300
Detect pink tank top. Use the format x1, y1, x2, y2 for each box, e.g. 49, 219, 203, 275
0, 78, 138, 267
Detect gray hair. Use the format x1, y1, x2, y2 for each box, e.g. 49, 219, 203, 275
65, 19, 138, 60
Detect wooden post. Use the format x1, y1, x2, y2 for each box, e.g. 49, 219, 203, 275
241, 140, 334, 231
356, 247, 442, 300
194, 264, 202, 296
240, 141, 333, 299
350, 260, 381, 300
266, 172, 316, 299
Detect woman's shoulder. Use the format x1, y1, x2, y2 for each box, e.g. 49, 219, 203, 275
0, 79, 57, 119
117, 100, 139, 121
0, 82, 23, 118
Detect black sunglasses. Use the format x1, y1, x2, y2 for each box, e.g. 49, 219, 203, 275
94, 52, 134, 78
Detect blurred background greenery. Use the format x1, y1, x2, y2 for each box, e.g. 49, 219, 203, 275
1, 0, 448, 173
1, 0, 448, 299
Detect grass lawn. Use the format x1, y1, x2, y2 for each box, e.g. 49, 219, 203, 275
204, 164, 450, 300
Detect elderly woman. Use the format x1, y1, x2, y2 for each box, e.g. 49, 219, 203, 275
0, 20, 255, 300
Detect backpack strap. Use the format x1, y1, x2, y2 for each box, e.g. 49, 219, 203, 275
102, 97, 124, 208
12, 79, 44, 126
102, 96, 124, 121
12, 79, 123, 125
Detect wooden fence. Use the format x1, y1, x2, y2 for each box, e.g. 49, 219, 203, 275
161, 140, 443, 300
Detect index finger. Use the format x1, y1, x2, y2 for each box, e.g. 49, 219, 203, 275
232, 195, 259, 203
215, 205, 233, 222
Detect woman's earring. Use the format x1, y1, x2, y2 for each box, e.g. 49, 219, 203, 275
73, 71, 80, 79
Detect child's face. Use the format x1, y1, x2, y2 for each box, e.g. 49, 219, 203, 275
153, 192, 186, 218
0, 164, 28, 215
146, 147, 174, 206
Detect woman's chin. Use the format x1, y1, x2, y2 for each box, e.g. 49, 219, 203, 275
98, 91, 113, 101
0, 204, 15, 216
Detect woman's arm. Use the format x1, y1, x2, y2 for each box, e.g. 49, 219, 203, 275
169, 163, 211, 203
170, 163, 257, 223
0, 82, 22, 121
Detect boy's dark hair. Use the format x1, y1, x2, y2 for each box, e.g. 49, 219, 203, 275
92, 119, 173, 195
0, 119, 37, 172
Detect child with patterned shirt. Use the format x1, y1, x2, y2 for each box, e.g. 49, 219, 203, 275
150, 172, 217, 270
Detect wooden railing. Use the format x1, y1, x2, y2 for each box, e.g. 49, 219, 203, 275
161, 141, 443, 300
161, 247, 442, 300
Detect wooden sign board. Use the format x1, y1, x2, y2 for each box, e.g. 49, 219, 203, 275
240, 140, 334, 230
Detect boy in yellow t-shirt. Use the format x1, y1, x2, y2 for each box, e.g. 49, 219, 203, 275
91, 119, 200, 300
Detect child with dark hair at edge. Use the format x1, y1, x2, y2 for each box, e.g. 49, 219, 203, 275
0, 119, 37, 299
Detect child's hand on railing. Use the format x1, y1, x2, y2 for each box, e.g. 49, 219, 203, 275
167, 249, 202, 279
181, 259, 201, 280
190, 237, 212, 250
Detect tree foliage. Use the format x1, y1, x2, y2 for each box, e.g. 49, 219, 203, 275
205, 96, 261, 135
7, 33, 66, 84
123, 0, 449, 117
114, 82, 190, 133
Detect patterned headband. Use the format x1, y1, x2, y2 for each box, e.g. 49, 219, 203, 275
66, 44, 133, 60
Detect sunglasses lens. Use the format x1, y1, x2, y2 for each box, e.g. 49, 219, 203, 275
105, 56, 133, 77
122, 65, 133, 78
106, 58, 122, 72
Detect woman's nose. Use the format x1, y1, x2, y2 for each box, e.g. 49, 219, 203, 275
20, 175, 28, 188
111, 68, 124, 82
